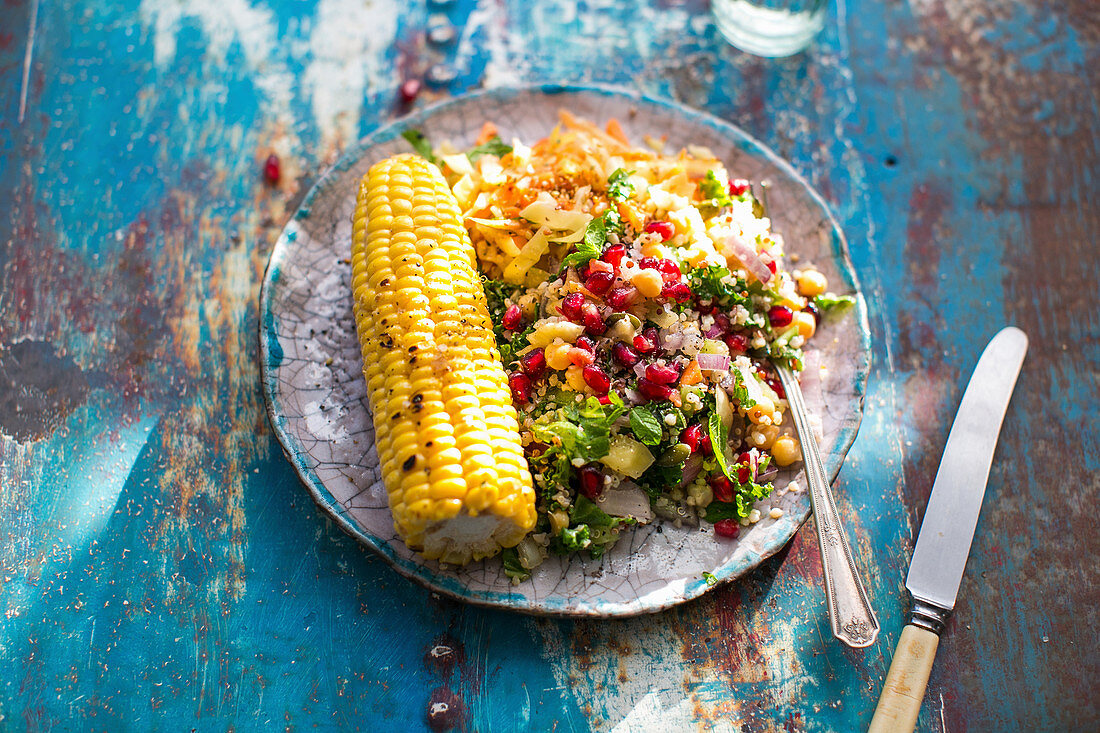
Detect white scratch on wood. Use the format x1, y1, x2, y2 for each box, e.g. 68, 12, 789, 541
18, 0, 39, 124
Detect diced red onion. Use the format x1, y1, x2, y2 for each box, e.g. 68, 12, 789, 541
720, 232, 772, 284
704, 324, 724, 339
678, 454, 704, 488
757, 463, 779, 483
589, 259, 614, 274
623, 388, 644, 404
632, 361, 648, 380
598, 482, 655, 522
696, 353, 730, 372
661, 331, 685, 352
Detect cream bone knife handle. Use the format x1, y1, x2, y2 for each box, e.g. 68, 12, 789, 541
868, 601, 950, 733
776, 366, 879, 648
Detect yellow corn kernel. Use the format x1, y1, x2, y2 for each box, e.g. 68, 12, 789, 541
632, 268, 664, 298
544, 339, 573, 370
797, 269, 828, 297
351, 154, 536, 564
771, 434, 802, 466
794, 311, 816, 339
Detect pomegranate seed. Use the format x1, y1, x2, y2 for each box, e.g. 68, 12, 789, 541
581, 304, 606, 336
574, 335, 596, 353
700, 432, 712, 454
607, 286, 639, 311
736, 451, 757, 484
633, 333, 656, 354
656, 259, 681, 280
637, 377, 673, 402
724, 332, 749, 353
713, 313, 732, 333
560, 293, 585, 321
582, 365, 611, 394
263, 154, 280, 185
714, 518, 741, 538
661, 282, 692, 302
768, 305, 794, 328
585, 270, 615, 296
639, 256, 660, 270
508, 372, 532, 404
399, 78, 421, 103
765, 259, 778, 275
681, 424, 705, 453
502, 304, 522, 330
644, 220, 675, 241
578, 464, 604, 499
569, 347, 595, 367
804, 300, 821, 325
764, 375, 785, 399
645, 363, 679, 385
601, 244, 627, 269
520, 349, 546, 379
709, 475, 734, 503
577, 262, 591, 280
611, 342, 640, 367
728, 178, 750, 197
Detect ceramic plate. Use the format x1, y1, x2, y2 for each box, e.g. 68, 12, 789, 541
259, 84, 870, 617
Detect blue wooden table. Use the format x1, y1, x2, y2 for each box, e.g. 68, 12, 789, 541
2, 0, 1096, 730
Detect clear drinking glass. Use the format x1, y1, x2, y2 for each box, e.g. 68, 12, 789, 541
712, 0, 827, 57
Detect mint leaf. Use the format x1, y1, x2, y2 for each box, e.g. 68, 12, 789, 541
607, 168, 635, 202
401, 129, 438, 165
708, 411, 734, 482
698, 170, 732, 210
687, 264, 749, 307
501, 547, 530, 582
560, 525, 591, 551
571, 495, 622, 529
467, 135, 512, 161
560, 209, 623, 272
629, 406, 663, 446
813, 293, 857, 314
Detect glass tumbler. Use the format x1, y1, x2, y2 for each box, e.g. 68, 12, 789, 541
713, 0, 827, 58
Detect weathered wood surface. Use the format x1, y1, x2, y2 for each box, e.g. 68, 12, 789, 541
1, 0, 1096, 730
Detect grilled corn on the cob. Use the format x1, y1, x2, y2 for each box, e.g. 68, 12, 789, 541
351, 153, 536, 564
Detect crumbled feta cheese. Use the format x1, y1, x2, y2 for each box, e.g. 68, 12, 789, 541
663, 413, 677, 426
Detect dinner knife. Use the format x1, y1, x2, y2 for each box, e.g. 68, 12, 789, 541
868, 326, 1028, 733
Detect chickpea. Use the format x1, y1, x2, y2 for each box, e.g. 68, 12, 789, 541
631, 268, 664, 298
753, 424, 781, 449
544, 340, 573, 370
771, 434, 802, 466
565, 364, 587, 392
746, 396, 776, 425
796, 269, 828, 297
793, 310, 816, 339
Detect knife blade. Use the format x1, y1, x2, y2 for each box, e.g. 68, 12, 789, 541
868, 326, 1028, 733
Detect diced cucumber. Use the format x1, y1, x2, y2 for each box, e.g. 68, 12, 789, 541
599, 435, 655, 479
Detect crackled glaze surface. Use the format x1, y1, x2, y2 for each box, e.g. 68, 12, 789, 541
260, 86, 870, 615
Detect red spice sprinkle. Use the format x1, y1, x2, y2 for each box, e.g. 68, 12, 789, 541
263, 154, 280, 185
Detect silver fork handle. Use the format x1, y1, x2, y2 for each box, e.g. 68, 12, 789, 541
776, 365, 879, 648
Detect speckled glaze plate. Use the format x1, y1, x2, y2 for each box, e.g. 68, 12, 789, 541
259, 84, 870, 617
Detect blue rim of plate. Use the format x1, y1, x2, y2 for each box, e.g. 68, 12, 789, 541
259, 83, 872, 617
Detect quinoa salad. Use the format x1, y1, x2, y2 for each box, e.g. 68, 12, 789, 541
402, 113, 853, 581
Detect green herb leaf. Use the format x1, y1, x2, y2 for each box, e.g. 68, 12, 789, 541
636, 462, 683, 499
571, 495, 622, 529
813, 293, 857, 314
467, 135, 513, 161
629, 406, 664, 446
560, 209, 622, 272
401, 129, 438, 165
607, 168, 635, 202
729, 369, 756, 409
703, 571, 718, 586
560, 525, 591, 551
708, 411, 735, 482
687, 264, 749, 307
501, 547, 531, 582
698, 170, 732, 210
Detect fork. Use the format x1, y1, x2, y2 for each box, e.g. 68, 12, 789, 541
775, 364, 879, 648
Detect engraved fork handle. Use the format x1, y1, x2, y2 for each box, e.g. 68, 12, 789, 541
776, 365, 879, 648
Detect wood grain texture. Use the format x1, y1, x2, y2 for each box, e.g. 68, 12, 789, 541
0, 0, 1096, 730
869, 625, 940, 733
